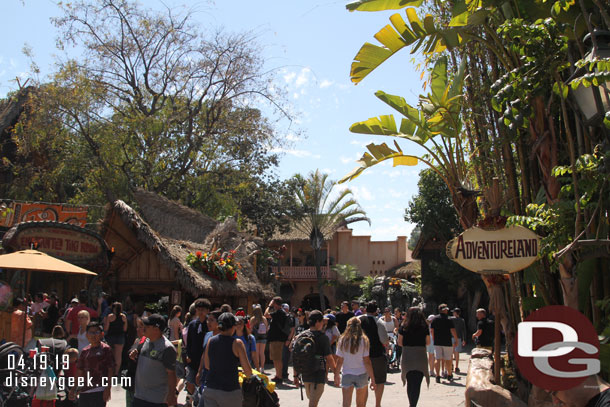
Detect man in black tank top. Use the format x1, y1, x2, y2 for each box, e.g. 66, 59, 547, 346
202, 312, 253, 407
359, 301, 389, 407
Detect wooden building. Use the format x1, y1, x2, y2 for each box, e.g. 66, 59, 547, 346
102, 190, 273, 311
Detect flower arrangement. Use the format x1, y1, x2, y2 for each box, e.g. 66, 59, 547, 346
186, 248, 240, 282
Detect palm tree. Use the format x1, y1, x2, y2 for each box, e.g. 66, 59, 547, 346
293, 170, 370, 311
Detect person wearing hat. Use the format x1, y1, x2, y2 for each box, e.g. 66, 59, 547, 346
323, 314, 340, 382
450, 308, 466, 373
430, 304, 458, 383
293, 310, 337, 407
41, 294, 60, 337
202, 312, 253, 407
130, 314, 178, 407
281, 303, 296, 380
69, 321, 115, 407
65, 291, 99, 337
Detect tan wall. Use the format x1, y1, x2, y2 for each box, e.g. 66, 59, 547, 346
334, 230, 411, 277
274, 229, 411, 308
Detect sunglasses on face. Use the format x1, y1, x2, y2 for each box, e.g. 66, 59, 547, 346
87, 331, 102, 335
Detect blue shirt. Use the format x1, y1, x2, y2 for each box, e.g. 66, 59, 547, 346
234, 334, 256, 366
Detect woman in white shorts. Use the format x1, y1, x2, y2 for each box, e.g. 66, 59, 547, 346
426, 315, 436, 375
334, 317, 377, 407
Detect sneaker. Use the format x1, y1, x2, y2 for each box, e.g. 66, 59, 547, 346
271, 377, 283, 384
455, 367, 460, 373
448, 375, 454, 382
436, 376, 441, 384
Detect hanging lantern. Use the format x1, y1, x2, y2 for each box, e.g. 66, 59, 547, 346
568, 30, 610, 125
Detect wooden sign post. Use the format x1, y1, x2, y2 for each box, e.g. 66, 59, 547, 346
446, 179, 541, 384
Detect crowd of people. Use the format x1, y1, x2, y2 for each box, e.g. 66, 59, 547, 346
12, 291, 608, 407
8, 291, 496, 407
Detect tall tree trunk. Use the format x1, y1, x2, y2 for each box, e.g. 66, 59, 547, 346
314, 248, 326, 311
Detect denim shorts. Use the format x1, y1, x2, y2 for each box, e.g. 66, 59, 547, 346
452, 337, 463, 352
341, 373, 368, 389
185, 365, 197, 384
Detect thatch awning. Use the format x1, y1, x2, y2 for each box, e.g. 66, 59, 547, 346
103, 199, 273, 299
267, 221, 344, 242
387, 260, 421, 279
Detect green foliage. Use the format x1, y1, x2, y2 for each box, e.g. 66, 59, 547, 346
405, 168, 461, 240
294, 170, 369, 251
4, 0, 294, 228
408, 226, 421, 250
341, 56, 469, 191
332, 264, 364, 300
359, 275, 376, 301
293, 170, 369, 311
491, 18, 569, 133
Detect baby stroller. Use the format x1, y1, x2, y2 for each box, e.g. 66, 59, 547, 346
0, 341, 34, 407
242, 375, 280, 407
387, 334, 399, 370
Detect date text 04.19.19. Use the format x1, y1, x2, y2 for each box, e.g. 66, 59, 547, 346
6, 353, 70, 371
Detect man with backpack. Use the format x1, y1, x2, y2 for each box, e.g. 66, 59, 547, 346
292, 310, 337, 407
359, 301, 389, 407
264, 296, 290, 384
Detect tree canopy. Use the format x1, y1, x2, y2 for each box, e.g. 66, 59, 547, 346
2, 0, 297, 236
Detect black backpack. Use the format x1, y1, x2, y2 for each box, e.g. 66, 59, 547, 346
242, 375, 280, 407
292, 330, 321, 376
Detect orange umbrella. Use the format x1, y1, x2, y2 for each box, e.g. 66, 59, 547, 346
0, 249, 97, 275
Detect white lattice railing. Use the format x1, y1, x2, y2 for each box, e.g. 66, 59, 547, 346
271, 266, 335, 280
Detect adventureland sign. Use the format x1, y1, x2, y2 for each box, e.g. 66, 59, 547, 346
446, 226, 541, 274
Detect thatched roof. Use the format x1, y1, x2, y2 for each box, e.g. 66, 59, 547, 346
133, 188, 217, 244
104, 199, 273, 298
267, 221, 344, 242
387, 260, 421, 279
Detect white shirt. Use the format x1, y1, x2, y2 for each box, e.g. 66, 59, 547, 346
336, 338, 369, 375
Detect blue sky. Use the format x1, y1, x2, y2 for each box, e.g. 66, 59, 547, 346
2, 0, 428, 241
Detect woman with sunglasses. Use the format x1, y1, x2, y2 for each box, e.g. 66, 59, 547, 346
234, 316, 258, 371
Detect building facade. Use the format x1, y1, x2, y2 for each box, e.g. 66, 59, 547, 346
269, 226, 412, 309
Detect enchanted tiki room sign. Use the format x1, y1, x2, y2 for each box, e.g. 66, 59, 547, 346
2, 221, 110, 270
446, 226, 541, 274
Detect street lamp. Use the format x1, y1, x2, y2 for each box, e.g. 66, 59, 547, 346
568, 30, 610, 125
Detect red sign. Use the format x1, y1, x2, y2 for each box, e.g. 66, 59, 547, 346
0, 202, 88, 228
514, 305, 600, 391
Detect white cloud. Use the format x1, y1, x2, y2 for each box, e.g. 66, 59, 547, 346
295, 67, 311, 88
349, 185, 373, 201
320, 79, 333, 89
285, 133, 301, 142
283, 71, 296, 84
387, 189, 408, 198
340, 156, 353, 164
350, 140, 372, 148
271, 147, 320, 159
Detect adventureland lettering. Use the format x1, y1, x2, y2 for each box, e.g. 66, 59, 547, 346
454, 236, 538, 260
446, 226, 541, 274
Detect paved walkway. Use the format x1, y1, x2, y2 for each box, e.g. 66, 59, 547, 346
107, 356, 469, 407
